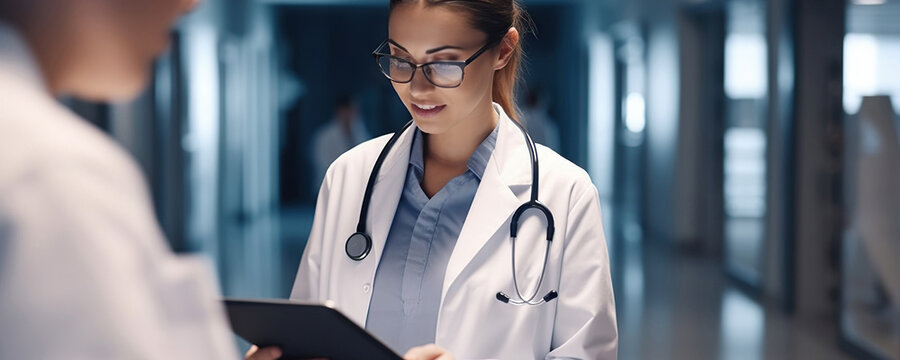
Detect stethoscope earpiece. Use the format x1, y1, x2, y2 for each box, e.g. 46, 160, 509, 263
495, 289, 558, 306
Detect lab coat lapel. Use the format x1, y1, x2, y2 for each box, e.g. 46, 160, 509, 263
346, 123, 415, 323
369, 123, 416, 264
442, 105, 531, 301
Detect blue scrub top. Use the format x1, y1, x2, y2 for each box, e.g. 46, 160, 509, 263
365, 125, 499, 354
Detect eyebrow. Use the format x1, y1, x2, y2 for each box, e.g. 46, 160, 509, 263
387, 39, 464, 55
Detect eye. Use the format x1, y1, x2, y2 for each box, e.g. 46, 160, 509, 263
390, 57, 413, 69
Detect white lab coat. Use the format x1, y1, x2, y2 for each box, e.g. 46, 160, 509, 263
292, 103, 617, 359
0, 24, 237, 359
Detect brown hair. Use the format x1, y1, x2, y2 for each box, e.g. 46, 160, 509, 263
389, 0, 530, 122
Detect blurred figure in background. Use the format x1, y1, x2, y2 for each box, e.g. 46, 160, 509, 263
0, 0, 238, 358
312, 95, 371, 188
520, 87, 560, 152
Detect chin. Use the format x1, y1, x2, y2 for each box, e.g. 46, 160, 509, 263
109, 79, 150, 102
411, 117, 447, 135
408, 108, 453, 135
77, 71, 149, 103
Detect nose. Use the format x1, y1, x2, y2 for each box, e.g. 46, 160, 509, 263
408, 67, 435, 98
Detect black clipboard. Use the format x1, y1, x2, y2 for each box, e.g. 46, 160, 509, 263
224, 298, 402, 360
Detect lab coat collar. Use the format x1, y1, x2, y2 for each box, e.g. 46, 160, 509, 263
374, 121, 415, 183
0, 22, 48, 94
490, 102, 534, 187
442, 103, 532, 302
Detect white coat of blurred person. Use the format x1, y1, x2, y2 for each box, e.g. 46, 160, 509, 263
0, 0, 240, 359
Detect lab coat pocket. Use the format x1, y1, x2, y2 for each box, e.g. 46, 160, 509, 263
440, 264, 555, 360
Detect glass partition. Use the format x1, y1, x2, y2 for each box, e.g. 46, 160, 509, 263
841, 0, 900, 358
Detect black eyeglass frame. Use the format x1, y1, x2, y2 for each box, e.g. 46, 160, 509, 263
372, 39, 498, 88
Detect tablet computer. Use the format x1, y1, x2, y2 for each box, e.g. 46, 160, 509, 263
223, 298, 402, 360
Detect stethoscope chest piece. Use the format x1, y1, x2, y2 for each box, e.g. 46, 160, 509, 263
346, 232, 372, 261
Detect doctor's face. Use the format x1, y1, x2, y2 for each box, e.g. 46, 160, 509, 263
387, 3, 500, 135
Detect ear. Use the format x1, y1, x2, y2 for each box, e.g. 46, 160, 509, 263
493, 27, 520, 70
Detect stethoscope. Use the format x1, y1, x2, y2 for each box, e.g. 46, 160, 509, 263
344, 119, 558, 306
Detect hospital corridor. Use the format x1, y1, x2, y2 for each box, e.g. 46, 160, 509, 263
1, 0, 899, 358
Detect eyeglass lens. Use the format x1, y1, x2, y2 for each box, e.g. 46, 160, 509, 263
376, 56, 464, 88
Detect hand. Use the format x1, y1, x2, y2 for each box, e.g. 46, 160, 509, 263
245, 345, 282, 360
245, 345, 328, 360
403, 344, 456, 360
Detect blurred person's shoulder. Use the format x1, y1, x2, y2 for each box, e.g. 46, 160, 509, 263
0, 73, 149, 209
0, 74, 167, 263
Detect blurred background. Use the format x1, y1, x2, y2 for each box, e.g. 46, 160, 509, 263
65, 0, 900, 358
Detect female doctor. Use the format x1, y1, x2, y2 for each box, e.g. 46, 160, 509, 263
248, 0, 616, 359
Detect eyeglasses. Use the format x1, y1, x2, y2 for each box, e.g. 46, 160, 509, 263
372, 40, 495, 88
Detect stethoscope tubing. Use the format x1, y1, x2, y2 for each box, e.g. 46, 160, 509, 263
355, 120, 414, 233
348, 117, 557, 306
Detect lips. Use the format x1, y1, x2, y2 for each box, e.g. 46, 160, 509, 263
411, 103, 446, 118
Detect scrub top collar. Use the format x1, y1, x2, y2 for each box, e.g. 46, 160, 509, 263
408, 120, 500, 182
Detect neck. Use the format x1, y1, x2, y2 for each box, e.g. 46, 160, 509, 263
424, 100, 498, 167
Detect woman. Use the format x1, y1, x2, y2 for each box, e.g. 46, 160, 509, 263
249, 0, 616, 359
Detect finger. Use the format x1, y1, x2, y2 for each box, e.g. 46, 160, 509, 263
245, 345, 259, 360
263, 347, 283, 359
246, 345, 283, 360
404, 344, 444, 360
435, 353, 456, 360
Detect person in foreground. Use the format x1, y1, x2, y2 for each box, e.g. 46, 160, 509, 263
248, 0, 617, 359
0, 0, 238, 358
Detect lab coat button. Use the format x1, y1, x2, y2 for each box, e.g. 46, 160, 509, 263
363, 283, 371, 293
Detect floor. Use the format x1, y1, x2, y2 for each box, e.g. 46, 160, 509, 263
615, 239, 855, 360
